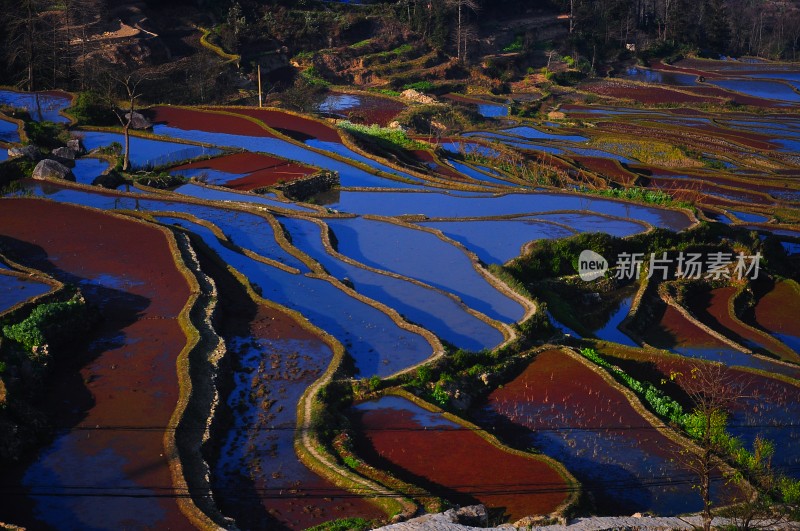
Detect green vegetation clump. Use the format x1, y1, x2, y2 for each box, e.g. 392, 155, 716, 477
300, 66, 331, 88
67, 92, 116, 126
337, 120, 427, 150
24, 120, 70, 149
305, 517, 372, 531
502, 34, 524, 53
579, 348, 686, 424
577, 185, 691, 209
402, 80, 436, 92
2, 295, 91, 361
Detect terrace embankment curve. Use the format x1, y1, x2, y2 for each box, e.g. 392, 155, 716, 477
0, 198, 203, 529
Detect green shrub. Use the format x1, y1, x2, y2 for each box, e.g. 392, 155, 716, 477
337, 120, 427, 150
68, 92, 116, 126
503, 34, 524, 53
431, 383, 449, 406
2, 296, 91, 360
24, 120, 69, 149
401, 80, 436, 92
306, 517, 372, 531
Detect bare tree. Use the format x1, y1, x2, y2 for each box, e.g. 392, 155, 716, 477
108, 74, 144, 172
6, 0, 45, 91
446, 0, 480, 62
672, 362, 751, 531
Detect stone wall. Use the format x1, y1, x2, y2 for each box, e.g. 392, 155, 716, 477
276, 171, 339, 201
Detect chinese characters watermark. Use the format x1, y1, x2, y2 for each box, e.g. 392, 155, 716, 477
579, 250, 761, 281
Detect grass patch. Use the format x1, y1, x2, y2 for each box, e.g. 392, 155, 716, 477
577, 185, 692, 209
337, 120, 427, 150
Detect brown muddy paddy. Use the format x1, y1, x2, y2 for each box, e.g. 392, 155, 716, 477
203, 251, 385, 531
171, 152, 316, 190
350, 394, 569, 521
474, 349, 707, 515
0, 198, 193, 530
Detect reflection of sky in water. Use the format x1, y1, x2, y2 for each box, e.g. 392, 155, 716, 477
728, 210, 769, 223
477, 104, 509, 118
674, 347, 800, 379
0, 90, 71, 123
152, 125, 418, 189
326, 216, 526, 323
419, 218, 575, 264
0, 117, 21, 143
708, 79, 800, 102
0, 273, 52, 311
587, 295, 638, 347
500, 126, 588, 142
462, 132, 566, 154
172, 183, 314, 212
318, 93, 361, 112
72, 158, 110, 185
326, 190, 692, 232
569, 147, 633, 163
446, 160, 517, 187
79, 131, 221, 170
782, 241, 800, 255
158, 216, 433, 377
279, 216, 504, 351
305, 139, 421, 182
24, 437, 166, 530
356, 395, 460, 429
622, 67, 697, 86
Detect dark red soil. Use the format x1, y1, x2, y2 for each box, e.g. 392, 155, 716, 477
574, 156, 636, 184
486, 350, 684, 451
689, 86, 783, 108
690, 286, 798, 362
325, 91, 406, 126
644, 304, 731, 350
171, 152, 316, 190
581, 80, 723, 105
754, 281, 800, 355
223, 108, 343, 143
351, 398, 569, 521
0, 198, 193, 529
150, 106, 276, 137
650, 177, 773, 205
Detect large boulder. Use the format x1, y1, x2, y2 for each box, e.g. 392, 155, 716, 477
52, 146, 77, 160
400, 89, 438, 105
66, 138, 84, 154
32, 159, 75, 181
7, 145, 41, 161
124, 111, 152, 130
92, 170, 126, 189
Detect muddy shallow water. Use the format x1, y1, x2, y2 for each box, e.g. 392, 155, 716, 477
475, 349, 738, 515
351, 394, 570, 521
0, 198, 193, 530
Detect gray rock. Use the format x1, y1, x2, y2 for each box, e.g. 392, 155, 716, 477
52, 146, 77, 160
455, 505, 488, 527
124, 111, 152, 130
32, 159, 75, 181
66, 138, 84, 154
92, 170, 126, 189
8, 145, 41, 161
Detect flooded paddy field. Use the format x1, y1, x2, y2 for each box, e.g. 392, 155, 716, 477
350, 394, 572, 521
0, 199, 194, 529
474, 349, 711, 515
2, 54, 800, 529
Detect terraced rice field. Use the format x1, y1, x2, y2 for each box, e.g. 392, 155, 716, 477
1, 57, 799, 529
